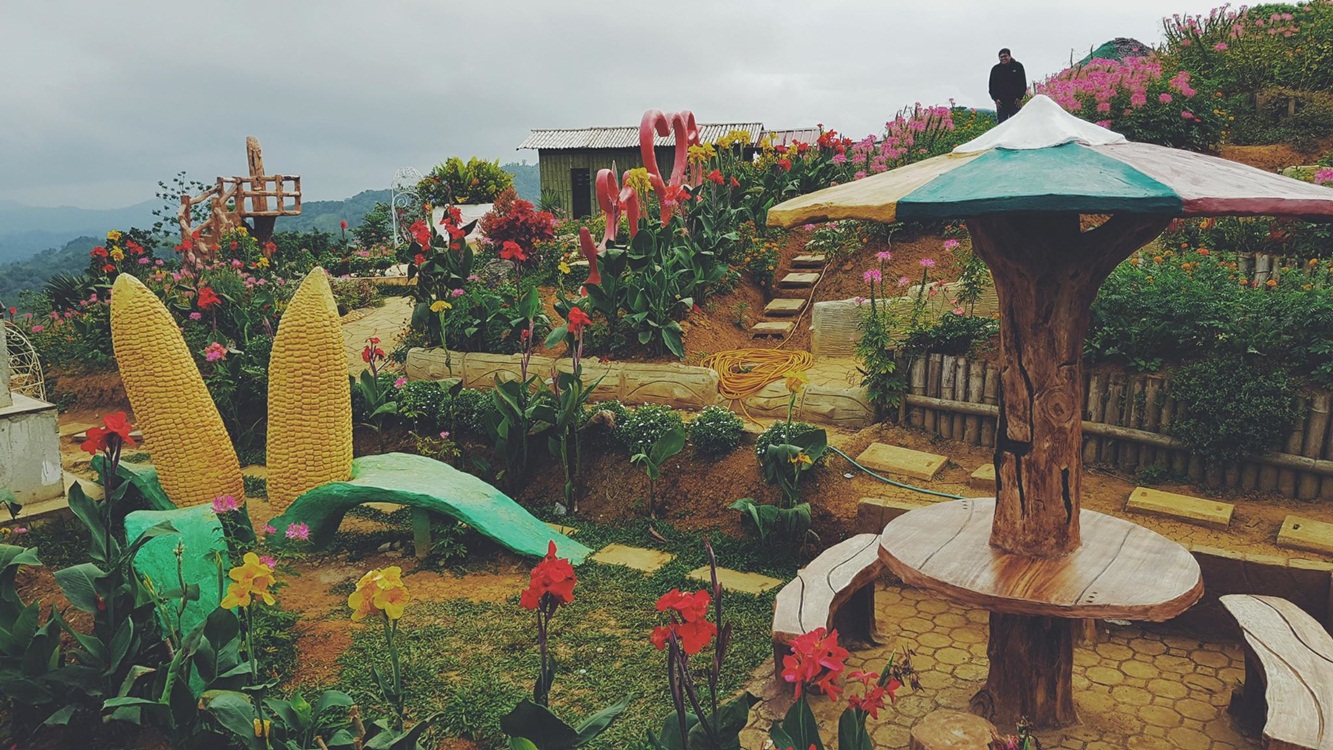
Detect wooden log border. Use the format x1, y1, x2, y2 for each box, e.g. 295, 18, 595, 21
900, 358, 1333, 498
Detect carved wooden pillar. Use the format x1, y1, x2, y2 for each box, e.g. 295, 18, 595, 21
966, 213, 1170, 556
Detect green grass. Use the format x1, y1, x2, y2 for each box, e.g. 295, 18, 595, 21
334, 518, 795, 749
243, 474, 268, 499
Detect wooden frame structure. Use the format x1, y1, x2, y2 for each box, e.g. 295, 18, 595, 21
178, 137, 301, 261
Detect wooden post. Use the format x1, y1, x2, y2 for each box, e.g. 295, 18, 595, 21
909, 357, 928, 428
1278, 398, 1307, 498
981, 363, 999, 447
1102, 374, 1126, 467
1123, 376, 1145, 473
925, 354, 943, 435
951, 358, 968, 440
1084, 372, 1105, 465
971, 612, 1077, 727
1142, 376, 1163, 470
967, 213, 1168, 556
964, 362, 984, 445
940, 355, 956, 440
1299, 394, 1330, 500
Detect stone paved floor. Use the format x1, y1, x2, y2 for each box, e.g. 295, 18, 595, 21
743, 580, 1258, 750
342, 296, 413, 374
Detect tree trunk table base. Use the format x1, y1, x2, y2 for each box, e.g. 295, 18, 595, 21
970, 613, 1077, 728
880, 498, 1203, 730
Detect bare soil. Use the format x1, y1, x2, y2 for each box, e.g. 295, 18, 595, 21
1218, 136, 1333, 171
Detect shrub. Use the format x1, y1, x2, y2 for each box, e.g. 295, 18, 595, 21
755, 421, 822, 464
478, 188, 557, 267
900, 313, 998, 356
583, 399, 631, 446
1168, 356, 1301, 465
616, 403, 684, 457
398, 380, 447, 432
440, 387, 489, 438
687, 406, 745, 457
418, 157, 514, 205
330, 278, 382, 315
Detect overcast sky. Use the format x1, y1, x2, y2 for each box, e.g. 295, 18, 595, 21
3, 0, 1217, 209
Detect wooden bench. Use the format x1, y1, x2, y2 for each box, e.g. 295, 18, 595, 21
1220, 594, 1333, 750
771, 533, 884, 681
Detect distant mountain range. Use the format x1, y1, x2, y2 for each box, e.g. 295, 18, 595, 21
0, 162, 542, 304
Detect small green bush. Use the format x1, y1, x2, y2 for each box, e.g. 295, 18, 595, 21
617, 403, 685, 457
1168, 356, 1301, 465
440, 388, 489, 438
687, 406, 745, 457
755, 421, 822, 463
583, 400, 631, 447
398, 380, 446, 432
901, 314, 998, 356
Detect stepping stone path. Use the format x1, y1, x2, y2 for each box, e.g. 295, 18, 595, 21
752, 252, 827, 339
969, 463, 995, 490
589, 543, 675, 573
685, 565, 783, 595
1277, 515, 1333, 556
855, 442, 948, 481
1125, 487, 1234, 529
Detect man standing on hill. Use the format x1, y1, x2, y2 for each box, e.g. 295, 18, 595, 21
989, 48, 1027, 123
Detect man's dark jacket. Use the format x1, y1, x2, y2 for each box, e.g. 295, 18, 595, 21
989, 60, 1027, 103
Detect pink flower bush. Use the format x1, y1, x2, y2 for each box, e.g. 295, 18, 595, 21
863, 268, 882, 283
285, 522, 310, 541
204, 342, 227, 362
920, 258, 937, 269
1314, 168, 1333, 186
212, 495, 242, 513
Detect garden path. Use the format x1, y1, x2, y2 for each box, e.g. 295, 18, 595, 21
342, 296, 413, 374
742, 579, 1257, 750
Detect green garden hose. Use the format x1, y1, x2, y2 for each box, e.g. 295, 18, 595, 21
829, 446, 964, 500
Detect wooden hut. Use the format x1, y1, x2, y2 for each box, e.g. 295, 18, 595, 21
517, 122, 766, 218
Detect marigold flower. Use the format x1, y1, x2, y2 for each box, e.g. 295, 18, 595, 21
1266, 278, 1278, 287
106, 230, 123, 242
520, 540, 577, 610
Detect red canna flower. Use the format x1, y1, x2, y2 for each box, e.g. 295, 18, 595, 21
361, 344, 385, 363
778, 158, 793, 171
729, 177, 740, 187
91, 246, 108, 258
520, 540, 577, 610
102, 264, 116, 273
781, 627, 848, 699
413, 253, 426, 265
706, 169, 724, 185
566, 306, 592, 334
499, 240, 529, 263
196, 286, 221, 309
650, 589, 717, 655
409, 219, 432, 248
340, 220, 349, 231
82, 411, 137, 455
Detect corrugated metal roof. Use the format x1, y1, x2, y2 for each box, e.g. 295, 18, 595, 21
518, 123, 764, 150
761, 128, 823, 147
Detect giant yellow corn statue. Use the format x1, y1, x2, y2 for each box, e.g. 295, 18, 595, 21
265, 269, 353, 511
110, 274, 244, 505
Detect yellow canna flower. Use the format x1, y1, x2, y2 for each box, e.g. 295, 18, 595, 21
348, 566, 411, 621
110, 248, 125, 261
253, 718, 271, 738
624, 168, 652, 195
220, 552, 277, 609
106, 229, 123, 242
236, 225, 248, 235
430, 300, 451, 313
790, 452, 813, 467
784, 370, 808, 394
558, 261, 572, 275
256, 256, 270, 268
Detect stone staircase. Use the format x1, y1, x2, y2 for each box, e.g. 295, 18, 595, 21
752, 253, 826, 339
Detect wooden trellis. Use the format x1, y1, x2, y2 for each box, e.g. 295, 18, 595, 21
178, 137, 301, 260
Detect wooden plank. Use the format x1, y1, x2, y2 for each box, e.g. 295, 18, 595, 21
1142, 376, 1164, 470
925, 354, 943, 434
878, 498, 1204, 621
981, 363, 999, 447
951, 358, 968, 441
1084, 372, 1105, 465
1122, 375, 1145, 472
909, 356, 928, 429
964, 360, 983, 445
1220, 594, 1333, 750
1101, 374, 1125, 465
1278, 397, 1308, 498
791, 254, 827, 268
1125, 486, 1234, 529
1300, 394, 1331, 500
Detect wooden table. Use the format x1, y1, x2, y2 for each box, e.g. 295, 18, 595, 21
879, 497, 1203, 728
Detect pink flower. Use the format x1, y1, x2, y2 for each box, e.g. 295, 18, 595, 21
920, 258, 936, 268
138, 257, 150, 265
259, 555, 277, 569
12, 528, 27, 535
853, 296, 867, 305
863, 268, 882, 283
394, 377, 407, 388
263, 524, 277, 535
204, 342, 227, 362
230, 259, 244, 269
942, 239, 960, 250
439, 430, 451, 440
1214, 42, 1229, 51
1182, 110, 1194, 120
854, 170, 867, 180
30, 325, 43, 333
876, 250, 892, 262
211, 495, 242, 513
1313, 168, 1333, 185
1159, 93, 1173, 103
467, 274, 480, 282
898, 275, 911, 287
285, 523, 310, 541
451, 288, 465, 297
952, 307, 966, 315
1096, 120, 1112, 128
189, 312, 202, 321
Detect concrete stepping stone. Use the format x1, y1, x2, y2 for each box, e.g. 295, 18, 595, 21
854, 442, 947, 481
764, 298, 806, 316
1277, 515, 1333, 556
1125, 487, 1234, 529
752, 321, 793, 338
791, 254, 827, 268
969, 463, 995, 490
590, 543, 675, 573
778, 272, 820, 289
686, 565, 783, 595
545, 522, 578, 537
857, 496, 928, 532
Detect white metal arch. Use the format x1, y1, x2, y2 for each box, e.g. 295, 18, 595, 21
3, 321, 46, 401
389, 167, 424, 248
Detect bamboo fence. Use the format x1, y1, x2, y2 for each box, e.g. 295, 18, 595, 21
897, 352, 1333, 500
